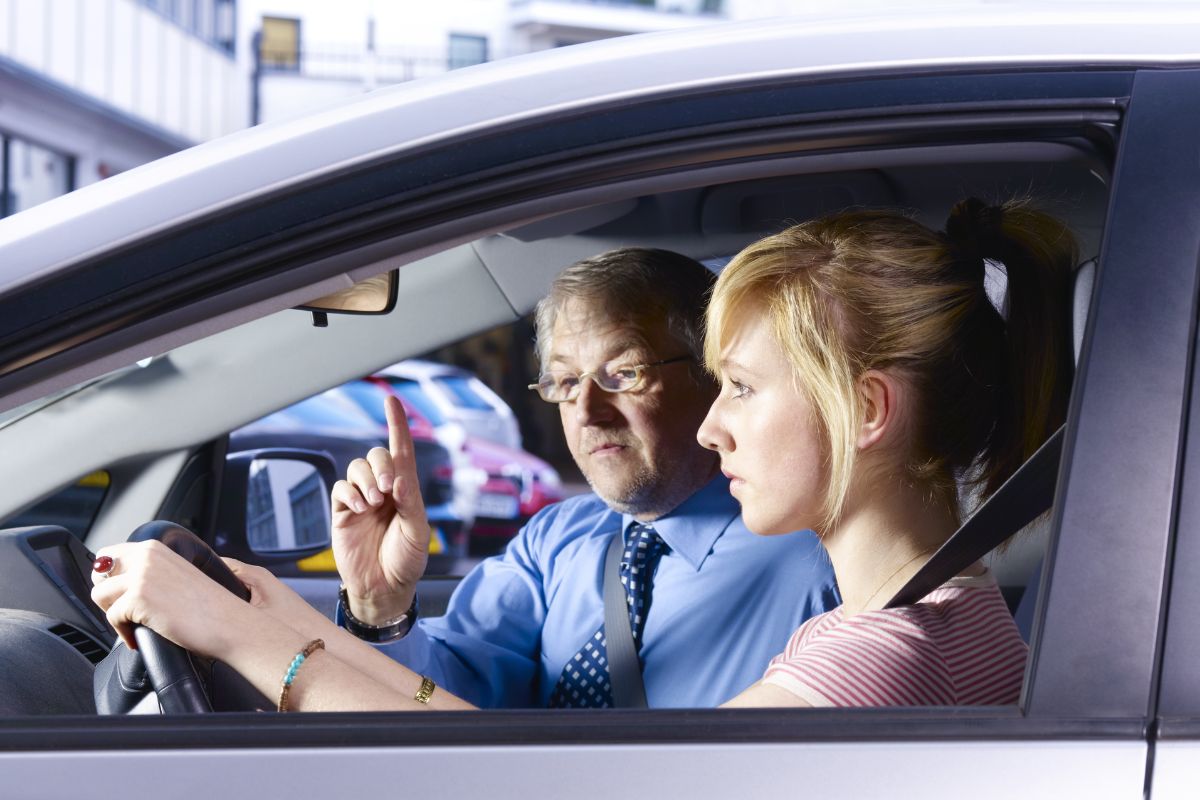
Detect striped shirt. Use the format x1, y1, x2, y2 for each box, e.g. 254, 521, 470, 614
761, 571, 1026, 707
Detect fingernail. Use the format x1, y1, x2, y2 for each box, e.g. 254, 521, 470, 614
378, 475, 393, 492
354, 500, 366, 513
368, 488, 383, 505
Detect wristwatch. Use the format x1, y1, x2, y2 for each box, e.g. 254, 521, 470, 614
338, 585, 419, 643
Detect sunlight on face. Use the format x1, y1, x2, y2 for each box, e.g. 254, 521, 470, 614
697, 314, 827, 535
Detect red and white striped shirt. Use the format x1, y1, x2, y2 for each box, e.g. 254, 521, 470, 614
761, 571, 1027, 707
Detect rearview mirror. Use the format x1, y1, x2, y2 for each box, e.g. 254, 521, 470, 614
297, 271, 398, 315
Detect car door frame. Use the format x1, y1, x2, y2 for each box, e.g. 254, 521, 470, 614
0, 64, 1194, 799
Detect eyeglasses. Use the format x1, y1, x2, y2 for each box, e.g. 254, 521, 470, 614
528, 354, 692, 403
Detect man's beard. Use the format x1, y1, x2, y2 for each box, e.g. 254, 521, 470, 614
583, 452, 702, 520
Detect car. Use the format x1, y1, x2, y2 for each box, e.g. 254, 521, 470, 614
1, 5, 1199, 796
379, 359, 524, 450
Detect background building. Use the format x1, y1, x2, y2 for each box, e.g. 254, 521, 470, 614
242, 0, 735, 125
0, 0, 243, 216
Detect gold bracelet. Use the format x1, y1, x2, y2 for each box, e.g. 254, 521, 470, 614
278, 639, 325, 713
414, 675, 436, 705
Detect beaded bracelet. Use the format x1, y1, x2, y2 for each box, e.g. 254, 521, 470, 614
278, 639, 325, 712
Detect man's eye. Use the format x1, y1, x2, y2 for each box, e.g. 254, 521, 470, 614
612, 367, 639, 382
557, 375, 580, 390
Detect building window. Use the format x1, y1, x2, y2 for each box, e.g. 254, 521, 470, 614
259, 15, 301, 71
214, 0, 236, 54
448, 34, 488, 70
0, 133, 74, 219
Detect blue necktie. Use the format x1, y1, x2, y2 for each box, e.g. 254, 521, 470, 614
548, 522, 669, 708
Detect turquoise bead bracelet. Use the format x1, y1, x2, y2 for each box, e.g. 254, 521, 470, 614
277, 639, 325, 712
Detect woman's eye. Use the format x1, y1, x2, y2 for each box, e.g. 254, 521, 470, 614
729, 379, 751, 398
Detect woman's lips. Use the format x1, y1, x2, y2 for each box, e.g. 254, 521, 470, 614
722, 467, 745, 489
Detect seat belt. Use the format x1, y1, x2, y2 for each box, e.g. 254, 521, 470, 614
886, 424, 1064, 609
604, 530, 648, 708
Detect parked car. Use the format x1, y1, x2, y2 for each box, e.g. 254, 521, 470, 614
2, 6, 1200, 797
378, 359, 524, 450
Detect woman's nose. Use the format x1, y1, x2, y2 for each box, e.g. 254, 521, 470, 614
696, 400, 729, 452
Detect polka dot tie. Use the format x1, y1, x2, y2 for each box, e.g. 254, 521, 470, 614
548, 522, 669, 708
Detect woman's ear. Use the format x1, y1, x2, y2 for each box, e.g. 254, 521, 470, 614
856, 370, 903, 451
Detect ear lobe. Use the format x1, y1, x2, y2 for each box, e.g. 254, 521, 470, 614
856, 370, 898, 451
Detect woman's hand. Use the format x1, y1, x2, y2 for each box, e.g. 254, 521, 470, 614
90, 540, 255, 657
330, 393, 432, 624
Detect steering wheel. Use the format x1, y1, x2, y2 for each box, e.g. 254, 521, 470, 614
92, 521, 271, 714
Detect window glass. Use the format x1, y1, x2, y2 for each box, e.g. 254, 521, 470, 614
433, 375, 495, 411
214, 0, 236, 53
386, 378, 448, 425
0, 471, 110, 541
448, 34, 487, 70
260, 15, 301, 70
6, 137, 72, 216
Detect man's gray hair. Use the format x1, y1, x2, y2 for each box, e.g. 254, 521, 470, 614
533, 248, 717, 369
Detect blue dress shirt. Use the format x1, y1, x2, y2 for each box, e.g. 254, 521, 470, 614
368, 474, 839, 708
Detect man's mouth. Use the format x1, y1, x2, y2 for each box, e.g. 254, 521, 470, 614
589, 442, 627, 456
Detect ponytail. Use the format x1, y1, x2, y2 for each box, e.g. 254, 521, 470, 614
943, 198, 1076, 499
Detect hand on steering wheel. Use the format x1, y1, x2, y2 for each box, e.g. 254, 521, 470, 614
90, 521, 268, 714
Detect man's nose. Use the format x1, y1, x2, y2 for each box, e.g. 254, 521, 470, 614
573, 376, 617, 425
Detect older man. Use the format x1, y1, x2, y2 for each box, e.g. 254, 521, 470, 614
331, 248, 838, 708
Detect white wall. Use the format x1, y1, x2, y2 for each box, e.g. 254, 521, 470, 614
0, 0, 243, 145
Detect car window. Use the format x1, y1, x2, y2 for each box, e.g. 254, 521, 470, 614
0, 470, 110, 541
386, 378, 447, 425
432, 375, 495, 411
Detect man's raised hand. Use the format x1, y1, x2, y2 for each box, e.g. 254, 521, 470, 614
330, 393, 432, 624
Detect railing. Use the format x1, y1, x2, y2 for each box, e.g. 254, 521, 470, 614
259, 45, 496, 84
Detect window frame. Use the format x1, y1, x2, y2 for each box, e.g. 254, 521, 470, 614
0, 65, 1183, 757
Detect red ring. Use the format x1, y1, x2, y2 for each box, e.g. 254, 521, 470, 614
92, 555, 114, 574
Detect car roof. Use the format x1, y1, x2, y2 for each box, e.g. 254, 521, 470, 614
377, 360, 472, 380
0, 3, 1197, 299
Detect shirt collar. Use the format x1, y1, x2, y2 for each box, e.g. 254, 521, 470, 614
621, 474, 738, 571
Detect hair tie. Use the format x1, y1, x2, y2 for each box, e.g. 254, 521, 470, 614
944, 197, 1003, 285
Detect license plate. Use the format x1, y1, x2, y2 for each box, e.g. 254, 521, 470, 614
477, 493, 519, 519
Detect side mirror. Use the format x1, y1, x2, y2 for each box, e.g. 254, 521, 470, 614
216, 449, 338, 564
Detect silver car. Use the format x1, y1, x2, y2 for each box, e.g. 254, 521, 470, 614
0, 5, 1198, 798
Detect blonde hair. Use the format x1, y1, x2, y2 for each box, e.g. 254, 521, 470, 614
705, 199, 1076, 532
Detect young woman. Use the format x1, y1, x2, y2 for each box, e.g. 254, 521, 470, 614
704, 198, 1075, 707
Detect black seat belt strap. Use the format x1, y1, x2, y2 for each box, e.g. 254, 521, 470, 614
604, 530, 648, 708
886, 424, 1065, 609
